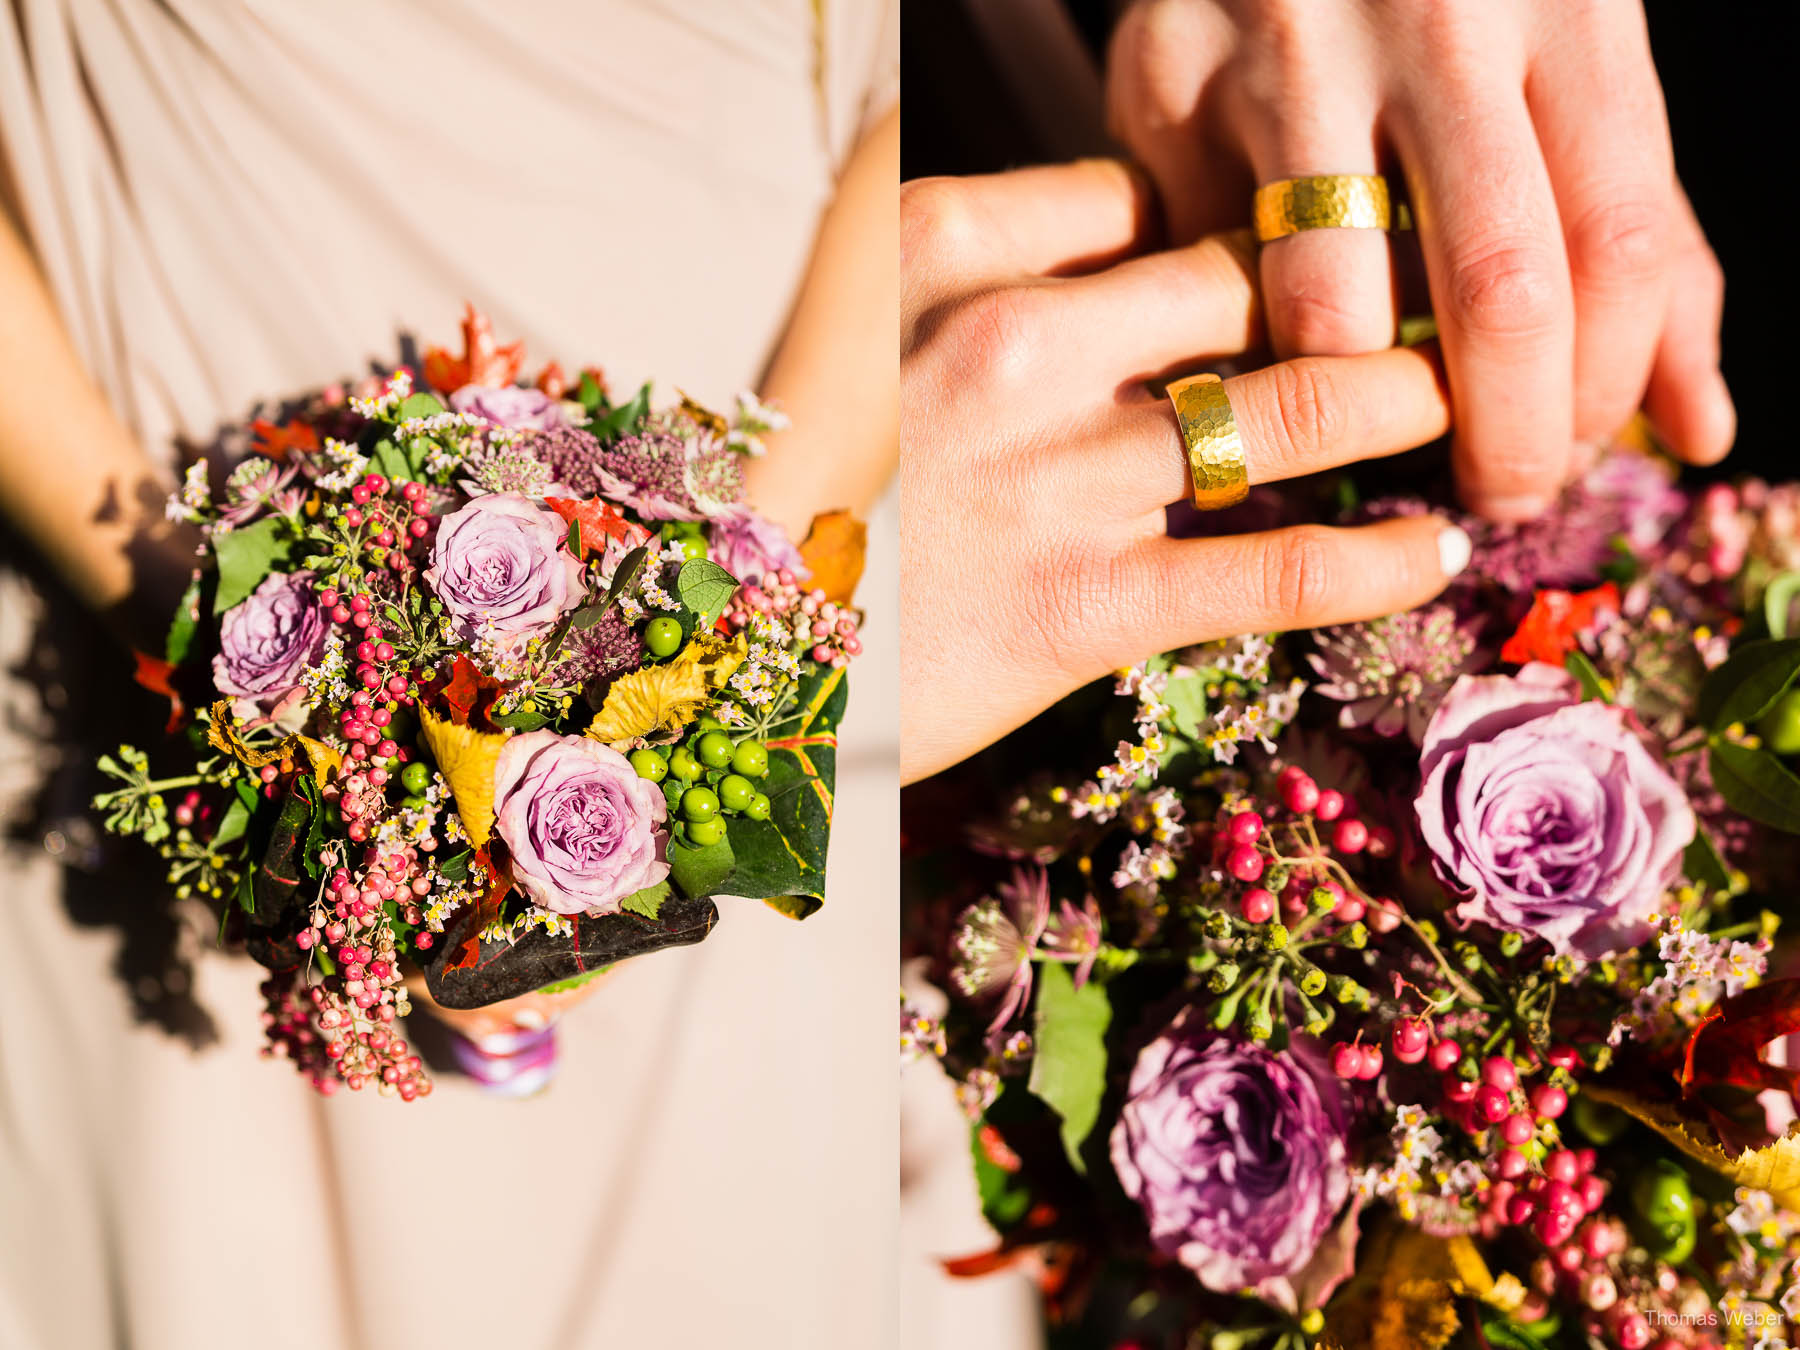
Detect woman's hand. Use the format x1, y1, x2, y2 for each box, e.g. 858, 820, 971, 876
1107, 0, 1734, 520
901, 159, 1471, 783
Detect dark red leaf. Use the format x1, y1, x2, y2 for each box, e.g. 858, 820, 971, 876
1680, 978, 1800, 1099
132, 651, 185, 733
1501, 582, 1619, 666
544, 497, 648, 559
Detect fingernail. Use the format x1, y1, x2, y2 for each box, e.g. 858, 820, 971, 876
1471, 494, 1550, 523
1436, 523, 1472, 579
512, 1008, 549, 1031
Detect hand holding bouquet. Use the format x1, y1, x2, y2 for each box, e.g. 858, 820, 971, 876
95, 308, 866, 1100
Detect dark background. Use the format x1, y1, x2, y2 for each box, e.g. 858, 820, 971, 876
903, 0, 1790, 478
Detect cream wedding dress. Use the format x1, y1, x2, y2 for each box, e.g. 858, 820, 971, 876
0, 4, 897, 1348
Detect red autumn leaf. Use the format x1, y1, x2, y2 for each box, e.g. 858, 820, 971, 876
1500, 582, 1620, 666
1679, 978, 1800, 1099
443, 848, 514, 974
132, 651, 185, 733
420, 303, 525, 393
545, 497, 648, 559
250, 418, 320, 462
535, 361, 568, 399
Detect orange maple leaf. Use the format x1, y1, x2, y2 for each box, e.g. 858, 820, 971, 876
438, 654, 511, 728
250, 418, 320, 462
798, 510, 867, 604
132, 651, 185, 733
421, 303, 525, 393
1500, 582, 1619, 666
545, 497, 649, 560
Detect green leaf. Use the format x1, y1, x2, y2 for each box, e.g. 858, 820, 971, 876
603, 546, 651, 611
213, 796, 251, 850
367, 438, 416, 484
534, 965, 613, 996
234, 867, 256, 914
395, 391, 445, 420
1162, 674, 1210, 739
970, 1123, 1032, 1230
565, 519, 582, 559
1769, 573, 1800, 640
1709, 739, 1800, 834
669, 834, 736, 899
1683, 827, 1733, 891
298, 775, 330, 880
438, 849, 472, 883
576, 371, 604, 413
677, 558, 738, 623
569, 604, 608, 631
1696, 639, 1800, 731
1027, 961, 1112, 1175
591, 381, 651, 442
488, 704, 551, 733
164, 570, 204, 666
618, 880, 671, 920
1564, 648, 1610, 702
212, 517, 295, 615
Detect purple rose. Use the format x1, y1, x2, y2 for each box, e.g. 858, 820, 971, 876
1110, 1019, 1350, 1306
212, 570, 329, 704
708, 505, 806, 585
492, 731, 669, 915
425, 493, 586, 645
449, 383, 569, 431
1415, 663, 1695, 957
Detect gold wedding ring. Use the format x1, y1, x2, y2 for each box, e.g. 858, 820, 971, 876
1166, 373, 1249, 511
1253, 174, 1392, 243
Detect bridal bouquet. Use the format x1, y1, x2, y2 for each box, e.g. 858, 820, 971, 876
96, 307, 864, 1100
904, 439, 1800, 1349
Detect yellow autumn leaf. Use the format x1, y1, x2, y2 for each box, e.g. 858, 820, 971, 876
294, 735, 341, 788
1586, 1083, 1800, 1209
586, 633, 746, 747
418, 708, 509, 850
1321, 1222, 1522, 1350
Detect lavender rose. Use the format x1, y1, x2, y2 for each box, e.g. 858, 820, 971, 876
425, 493, 585, 645
449, 383, 570, 431
709, 504, 806, 584
1415, 663, 1695, 957
492, 731, 669, 915
213, 570, 329, 704
1111, 1019, 1350, 1305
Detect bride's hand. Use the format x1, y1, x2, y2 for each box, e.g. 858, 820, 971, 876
900, 160, 1470, 784
1107, 0, 1733, 520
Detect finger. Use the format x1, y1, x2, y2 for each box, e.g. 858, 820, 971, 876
902, 160, 1158, 320
1106, 514, 1470, 666
1527, 5, 1674, 453
1049, 230, 1262, 382
1393, 77, 1576, 521
1642, 191, 1734, 465
1080, 344, 1451, 518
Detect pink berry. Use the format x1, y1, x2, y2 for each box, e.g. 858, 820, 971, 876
318, 588, 339, 608
1476, 1084, 1510, 1123
1616, 1316, 1650, 1350
1239, 887, 1275, 924
1225, 845, 1264, 883
1331, 1043, 1363, 1079
1332, 818, 1368, 853
1530, 1083, 1568, 1120
1314, 789, 1345, 821
1276, 765, 1307, 791
1501, 1113, 1534, 1146
1443, 1074, 1477, 1104
1391, 1019, 1429, 1063
1334, 894, 1366, 924
1533, 1207, 1575, 1247
1429, 1039, 1463, 1072
1226, 811, 1262, 845
1546, 1043, 1580, 1071
366, 473, 387, 493
1495, 1148, 1529, 1180
1544, 1150, 1578, 1184
1482, 1056, 1519, 1092
1505, 1194, 1535, 1226
1281, 775, 1320, 814
1578, 1175, 1606, 1212
1357, 1044, 1383, 1080
1365, 824, 1397, 857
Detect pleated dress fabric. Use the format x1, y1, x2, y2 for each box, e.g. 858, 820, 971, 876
0, 3, 900, 1347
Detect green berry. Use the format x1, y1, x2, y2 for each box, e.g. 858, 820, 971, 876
675, 536, 707, 562
730, 740, 769, 778
718, 774, 754, 812
686, 817, 725, 847
401, 761, 431, 795
1760, 688, 1800, 755
644, 617, 683, 658
669, 747, 702, 781
746, 793, 771, 822
697, 715, 726, 732
681, 786, 720, 822
629, 748, 668, 783
696, 730, 736, 769
401, 795, 429, 813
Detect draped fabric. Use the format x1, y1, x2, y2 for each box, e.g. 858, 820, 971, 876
0, 4, 899, 1347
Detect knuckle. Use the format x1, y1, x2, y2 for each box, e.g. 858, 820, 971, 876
1109, 0, 1211, 127
1259, 525, 1339, 619
1567, 197, 1667, 288
900, 177, 983, 268
940, 285, 1048, 388
1265, 357, 1347, 466
1444, 241, 1564, 343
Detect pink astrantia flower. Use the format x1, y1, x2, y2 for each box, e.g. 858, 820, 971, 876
491, 731, 670, 916
1415, 663, 1695, 958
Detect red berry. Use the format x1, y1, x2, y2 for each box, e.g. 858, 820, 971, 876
1578, 1175, 1606, 1212
1545, 1150, 1579, 1185
1429, 1039, 1463, 1072
1314, 789, 1345, 821
1281, 776, 1320, 814
1331, 1043, 1363, 1079
1226, 811, 1263, 845
1495, 1147, 1529, 1180
1391, 1019, 1429, 1063
1332, 818, 1368, 853
1357, 1044, 1383, 1080
1277, 765, 1308, 791
1501, 1113, 1534, 1146
1530, 1083, 1568, 1120
1443, 1074, 1477, 1104
1505, 1194, 1535, 1226
1365, 824, 1397, 857
1476, 1084, 1510, 1123
318, 588, 339, 608
1225, 844, 1264, 883
1482, 1056, 1519, 1092
1546, 1043, 1580, 1071
1334, 895, 1366, 924
1533, 1207, 1576, 1247
1239, 888, 1275, 924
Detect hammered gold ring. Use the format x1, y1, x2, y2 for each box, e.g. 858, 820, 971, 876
1166, 373, 1249, 511
1253, 175, 1393, 243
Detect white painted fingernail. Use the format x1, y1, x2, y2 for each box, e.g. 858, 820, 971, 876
512, 1008, 549, 1031
1437, 523, 1472, 579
